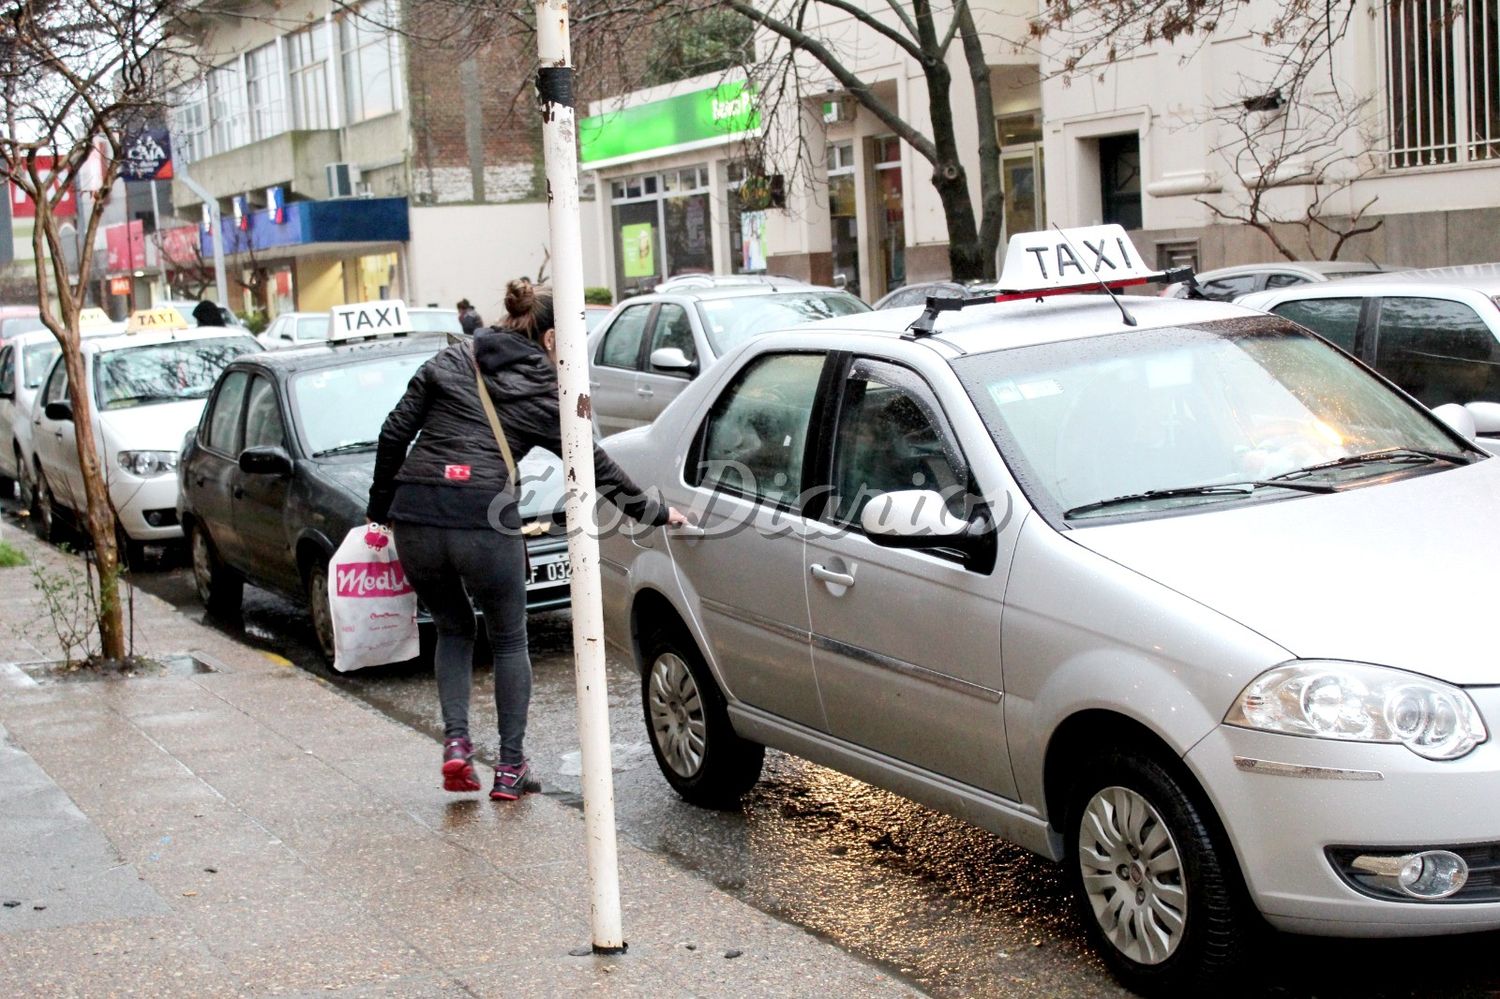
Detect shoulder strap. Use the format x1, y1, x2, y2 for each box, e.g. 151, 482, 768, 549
469, 345, 518, 484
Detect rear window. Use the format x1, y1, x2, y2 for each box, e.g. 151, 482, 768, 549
696, 292, 868, 355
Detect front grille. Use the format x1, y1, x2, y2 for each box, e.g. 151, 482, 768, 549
1327, 843, 1500, 903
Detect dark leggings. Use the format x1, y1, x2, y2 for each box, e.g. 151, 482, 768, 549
392, 521, 531, 764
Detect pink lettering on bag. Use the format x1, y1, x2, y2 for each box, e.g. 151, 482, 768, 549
334, 562, 414, 598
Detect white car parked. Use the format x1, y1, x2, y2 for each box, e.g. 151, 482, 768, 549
29, 316, 260, 557
0, 324, 117, 501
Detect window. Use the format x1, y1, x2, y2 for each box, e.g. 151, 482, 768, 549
287, 25, 332, 130
694, 353, 825, 506
1264, 272, 1310, 290
292, 353, 426, 456
295, 316, 330, 341
246, 42, 287, 141
206, 371, 250, 454
1198, 274, 1259, 301
43, 360, 68, 405
829, 360, 966, 526
341, 0, 402, 123
1099, 134, 1142, 230
828, 143, 859, 298
1385, 0, 1500, 167
0, 347, 14, 397
94, 337, 259, 412
208, 61, 248, 155
1271, 298, 1365, 353
695, 291, 868, 356
648, 304, 696, 374
23, 342, 61, 388
1373, 296, 1500, 406
596, 304, 651, 369
169, 80, 209, 164
242, 376, 286, 450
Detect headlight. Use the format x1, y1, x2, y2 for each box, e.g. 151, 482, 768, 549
117, 450, 178, 478
1226, 661, 1487, 760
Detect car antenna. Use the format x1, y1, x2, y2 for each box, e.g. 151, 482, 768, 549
1051, 223, 1136, 327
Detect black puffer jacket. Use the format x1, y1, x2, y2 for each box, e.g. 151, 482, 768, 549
367, 328, 666, 526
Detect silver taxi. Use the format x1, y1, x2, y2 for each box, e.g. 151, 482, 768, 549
599, 226, 1500, 992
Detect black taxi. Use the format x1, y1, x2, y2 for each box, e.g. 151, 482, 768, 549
177, 302, 570, 659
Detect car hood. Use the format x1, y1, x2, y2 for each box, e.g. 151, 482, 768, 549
316, 459, 375, 504
1067, 459, 1500, 686
99, 399, 207, 451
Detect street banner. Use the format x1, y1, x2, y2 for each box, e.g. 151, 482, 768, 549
9, 156, 77, 219
121, 128, 174, 181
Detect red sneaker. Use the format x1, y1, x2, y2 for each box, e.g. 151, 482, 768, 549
441, 738, 480, 792
490, 759, 541, 801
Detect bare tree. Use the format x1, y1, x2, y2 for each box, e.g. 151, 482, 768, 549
0, 0, 190, 661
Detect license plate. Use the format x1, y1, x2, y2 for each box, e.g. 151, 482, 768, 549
526, 550, 571, 590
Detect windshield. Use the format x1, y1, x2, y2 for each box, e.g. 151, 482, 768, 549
94, 336, 260, 410
22, 342, 60, 388
697, 292, 869, 355
955, 318, 1467, 522
409, 309, 462, 335
3, 316, 46, 338
296, 316, 331, 341
292, 351, 430, 455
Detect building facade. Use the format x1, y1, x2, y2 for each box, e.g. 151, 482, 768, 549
164, 0, 600, 320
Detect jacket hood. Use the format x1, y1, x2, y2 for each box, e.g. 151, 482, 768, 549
1067, 459, 1500, 686
473, 328, 555, 401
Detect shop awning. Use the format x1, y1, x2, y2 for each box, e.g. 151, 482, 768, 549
202, 197, 410, 258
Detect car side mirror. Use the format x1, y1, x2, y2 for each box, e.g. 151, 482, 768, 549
1433, 403, 1477, 439
1464, 401, 1500, 435
862, 489, 968, 542
239, 445, 292, 476
44, 400, 72, 422
650, 347, 697, 375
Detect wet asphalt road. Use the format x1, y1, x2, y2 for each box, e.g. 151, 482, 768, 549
14, 503, 1500, 997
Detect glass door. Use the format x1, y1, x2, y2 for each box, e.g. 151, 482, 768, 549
871, 136, 904, 299
1001, 144, 1044, 242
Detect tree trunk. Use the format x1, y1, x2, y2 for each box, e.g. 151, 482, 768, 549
920, 56, 985, 282
958, 1, 1003, 280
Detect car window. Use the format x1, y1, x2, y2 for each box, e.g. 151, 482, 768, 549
597, 304, 652, 369
693, 352, 826, 507
93, 335, 259, 411
205, 371, 250, 454
42, 358, 68, 405
1270, 298, 1364, 353
1198, 275, 1259, 301
1264, 273, 1309, 289
292, 351, 430, 456
296, 316, 330, 341
21, 342, 61, 389
1374, 297, 1500, 407
0, 347, 13, 396
648, 304, 697, 374
829, 359, 967, 526
697, 292, 869, 356
242, 375, 286, 450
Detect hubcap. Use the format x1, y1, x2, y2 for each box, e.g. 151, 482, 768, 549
308, 569, 334, 655
1078, 785, 1187, 966
648, 652, 706, 778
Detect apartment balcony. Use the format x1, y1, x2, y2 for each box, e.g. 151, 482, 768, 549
172, 129, 343, 208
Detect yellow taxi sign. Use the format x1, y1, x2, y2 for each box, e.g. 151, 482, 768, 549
126, 306, 189, 333
329, 299, 412, 340
998, 224, 1154, 293
78, 307, 112, 330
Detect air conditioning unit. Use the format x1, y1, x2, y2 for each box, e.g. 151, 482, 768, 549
325, 162, 356, 199
356, 181, 374, 198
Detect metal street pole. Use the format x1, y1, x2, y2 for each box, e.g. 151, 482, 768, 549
175, 168, 229, 308
534, 0, 626, 954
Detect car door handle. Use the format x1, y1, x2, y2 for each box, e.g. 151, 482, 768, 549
809, 564, 855, 588
668, 524, 705, 539
636, 386, 654, 398
589, 379, 601, 389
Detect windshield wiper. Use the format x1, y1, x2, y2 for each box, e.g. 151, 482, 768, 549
1268, 447, 1475, 481
107, 393, 182, 406
314, 440, 379, 457
1064, 479, 1336, 520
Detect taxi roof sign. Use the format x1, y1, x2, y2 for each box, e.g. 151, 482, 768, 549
126, 306, 189, 333
79, 307, 112, 330
329, 299, 413, 341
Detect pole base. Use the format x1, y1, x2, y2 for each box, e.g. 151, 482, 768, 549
592, 943, 628, 956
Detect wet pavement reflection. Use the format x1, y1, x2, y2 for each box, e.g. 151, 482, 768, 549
12, 502, 1500, 997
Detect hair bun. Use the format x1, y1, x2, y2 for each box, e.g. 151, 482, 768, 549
504, 278, 536, 318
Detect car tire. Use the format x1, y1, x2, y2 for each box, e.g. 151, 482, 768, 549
17, 452, 34, 510
305, 559, 336, 662
33, 471, 67, 545
1065, 747, 1254, 995
190, 522, 242, 616
640, 624, 764, 808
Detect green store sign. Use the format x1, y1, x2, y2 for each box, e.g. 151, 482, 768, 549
579, 81, 760, 166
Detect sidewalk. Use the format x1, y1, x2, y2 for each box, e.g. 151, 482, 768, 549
0, 529, 918, 998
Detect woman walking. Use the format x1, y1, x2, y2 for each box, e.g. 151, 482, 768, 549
367, 279, 684, 800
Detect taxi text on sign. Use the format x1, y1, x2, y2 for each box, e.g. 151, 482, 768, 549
329, 299, 413, 340
999, 224, 1152, 291
126, 307, 189, 333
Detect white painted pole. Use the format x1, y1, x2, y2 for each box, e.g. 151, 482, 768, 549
177, 169, 230, 309
534, 0, 625, 954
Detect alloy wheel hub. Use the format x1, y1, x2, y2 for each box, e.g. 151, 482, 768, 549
648, 653, 706, 779
1078, 785, 1188, 966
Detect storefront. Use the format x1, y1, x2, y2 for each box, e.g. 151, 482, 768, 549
581, 79, 761, 297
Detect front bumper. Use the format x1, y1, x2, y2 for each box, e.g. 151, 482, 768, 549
1186, 686, 1500, 937
112, 474, 183, 542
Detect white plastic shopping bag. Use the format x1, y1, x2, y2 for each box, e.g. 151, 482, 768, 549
328, 525, 420, 672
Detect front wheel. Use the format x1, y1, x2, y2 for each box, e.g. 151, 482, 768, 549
305, 559, 336, 662
641, 626, 763, 808
33, 471, 66, 545
1066, 749, 1255, 995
